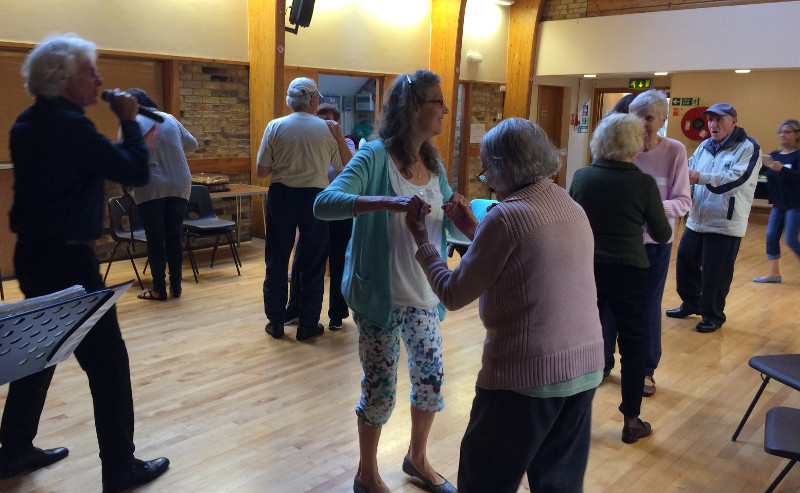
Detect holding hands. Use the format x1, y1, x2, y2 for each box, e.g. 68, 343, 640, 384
442, 192, 478, 241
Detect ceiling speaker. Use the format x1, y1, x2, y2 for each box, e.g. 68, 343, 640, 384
289, 0, 315, 28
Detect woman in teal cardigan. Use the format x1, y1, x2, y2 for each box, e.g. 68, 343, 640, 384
315, 69, 460, 493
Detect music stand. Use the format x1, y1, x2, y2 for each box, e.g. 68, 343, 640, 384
0, 281, 132, 386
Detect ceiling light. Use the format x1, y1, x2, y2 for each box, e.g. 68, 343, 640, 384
492, 0, 515, 5
735, 69, 751, 74
654, 72, 669, 76
583, 74, 596, 78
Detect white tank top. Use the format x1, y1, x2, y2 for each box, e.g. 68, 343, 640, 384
387, 156, 444, 309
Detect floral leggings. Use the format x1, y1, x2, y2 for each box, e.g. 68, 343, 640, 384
354, 305, 445, 426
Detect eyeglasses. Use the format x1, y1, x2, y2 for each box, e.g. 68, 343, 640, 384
423, 98, 446, 108
475, 168, 487, 184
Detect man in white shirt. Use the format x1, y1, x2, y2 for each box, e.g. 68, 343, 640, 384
257, 78, 343, 341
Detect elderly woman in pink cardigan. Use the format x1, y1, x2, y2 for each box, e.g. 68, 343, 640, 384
405, 118, 603, 493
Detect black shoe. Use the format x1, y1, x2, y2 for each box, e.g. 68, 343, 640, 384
296, 323, 324, 341
695, 319, 721, 333
265, 322, 284, 339
665, 304, 697, 318
102, 457, 169, 493
622, 418, 652, 444
0, 446, 69, 478
401, 456, 457, 493
328, 318, 343, 331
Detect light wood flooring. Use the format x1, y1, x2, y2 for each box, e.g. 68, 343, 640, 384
1, 215, 800, 493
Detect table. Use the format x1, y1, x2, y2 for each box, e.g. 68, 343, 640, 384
210, 184, 269, 246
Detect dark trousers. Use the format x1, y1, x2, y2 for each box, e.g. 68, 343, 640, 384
595, 262, 647, 417
675, 227, 741, 325
1, 237, 135, 466
602, 243, 672, 377
458, 387, 595, 493
263, 183, 329, 327
287, 217, 352, 321
138, 196, 188, 293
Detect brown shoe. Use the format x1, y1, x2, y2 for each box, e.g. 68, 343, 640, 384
643, 376, 656, 397
622, 418, 652, 444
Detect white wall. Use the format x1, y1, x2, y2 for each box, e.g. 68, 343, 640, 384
284, 0, 431, 74
1, 0, 511, 82
459, 1, 509, 82
535, 2, 800, 76
0, 0, 249, 61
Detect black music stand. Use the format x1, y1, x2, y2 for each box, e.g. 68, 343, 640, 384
0, 281, 133, 386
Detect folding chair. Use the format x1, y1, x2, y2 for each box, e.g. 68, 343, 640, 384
731, 354, 800, 441
183, 185, 241, 283
104, 195, 148, 289
762, 406, 800, 493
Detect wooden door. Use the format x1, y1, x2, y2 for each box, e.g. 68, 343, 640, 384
537, 85, 564, 187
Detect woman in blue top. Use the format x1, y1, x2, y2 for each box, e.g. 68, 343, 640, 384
314, 70, 459, 493
754, 119, 800, 283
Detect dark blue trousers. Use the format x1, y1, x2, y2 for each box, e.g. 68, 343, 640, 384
287, 217, 353, 322
595, 263, 647, 417
138, 196, 187, 294
458, 387, 595, 493
263, 183, 328, 327
1, 237, 135, 467
602, 243, 672, 377
675, 227, 741, 325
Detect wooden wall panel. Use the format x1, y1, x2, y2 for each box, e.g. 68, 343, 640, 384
503, 0, 544, 120
85, 57, 164, 140
248, 0, 284, 239
0, 51, 163, 156
0, 50, 34, 163
430, 0, 467, 181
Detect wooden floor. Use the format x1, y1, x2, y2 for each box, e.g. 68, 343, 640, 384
1, 215, 800, 493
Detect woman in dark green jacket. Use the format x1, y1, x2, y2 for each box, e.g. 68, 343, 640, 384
569, 112, 671, 444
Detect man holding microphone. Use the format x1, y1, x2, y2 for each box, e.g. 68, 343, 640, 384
0, 34, 169, 492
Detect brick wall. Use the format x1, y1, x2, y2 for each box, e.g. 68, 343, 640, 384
179, 63, 251, 158
542, 0, 588, 20
467, 83, 505, 201
100, 61, 253, 263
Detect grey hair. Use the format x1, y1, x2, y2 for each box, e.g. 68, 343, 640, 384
480, 118, 563, 190
22, 33, 97, 99
286, 92, 314, 112
629, 89, 669, 120
590, 113, 644, 161
778, 119, 800, 148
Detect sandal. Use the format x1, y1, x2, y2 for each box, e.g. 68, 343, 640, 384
169, 285, 182, 299
137, 290, 167, 301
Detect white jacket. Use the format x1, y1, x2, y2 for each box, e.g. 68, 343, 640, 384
686, 126, 761, 237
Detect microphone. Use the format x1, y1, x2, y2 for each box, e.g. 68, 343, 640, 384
101, 90, 164, 123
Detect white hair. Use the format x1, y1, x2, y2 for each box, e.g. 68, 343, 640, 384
590, 113, 644, 161
22, 33, 97, 99
629, 89, 669, 120
286, 92, 313, 112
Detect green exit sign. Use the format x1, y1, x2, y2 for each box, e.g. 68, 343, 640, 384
629, 78, 652, 89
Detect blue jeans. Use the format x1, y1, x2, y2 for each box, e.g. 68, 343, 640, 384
138, 196, 188, 293
765, 206, 800, 260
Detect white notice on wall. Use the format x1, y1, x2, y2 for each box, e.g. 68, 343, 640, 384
470, 124, 486, 144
